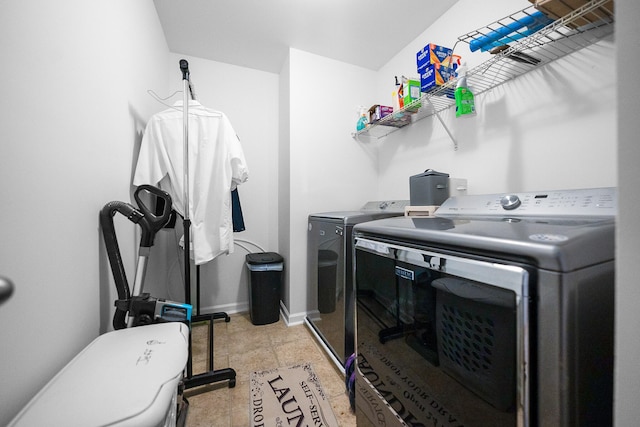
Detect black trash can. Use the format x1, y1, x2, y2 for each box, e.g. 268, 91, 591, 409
317, 249, 338, 314
246, 252, 284, 325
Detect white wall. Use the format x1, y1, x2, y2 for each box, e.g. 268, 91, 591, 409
282, 48, 379, 323
0, 1, 170, 424
374, 0, 616, 197
140, 53, 280, 315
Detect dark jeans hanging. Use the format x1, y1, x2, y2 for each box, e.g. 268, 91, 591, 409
232, 188, 245, 232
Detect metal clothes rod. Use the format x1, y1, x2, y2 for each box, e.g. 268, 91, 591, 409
178, 59, 236, 389
179, 60, 192, 307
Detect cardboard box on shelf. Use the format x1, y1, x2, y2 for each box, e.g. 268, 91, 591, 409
399, 78, 421, 111
528, 0, 614, 29
420, 64, 455, 97
367, 105, 393, 123
416, 43, 453, 73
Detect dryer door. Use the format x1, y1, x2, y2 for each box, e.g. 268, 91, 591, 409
354, 237, 530, 427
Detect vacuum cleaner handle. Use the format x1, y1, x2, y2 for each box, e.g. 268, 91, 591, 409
134, 185, 173, 248
100, 201, 143, 330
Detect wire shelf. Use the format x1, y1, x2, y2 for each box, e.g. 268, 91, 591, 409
459, 0, 614, 97
353, 0, 614, 144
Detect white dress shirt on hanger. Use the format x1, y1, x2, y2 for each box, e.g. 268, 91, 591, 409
134, 100, 249, 265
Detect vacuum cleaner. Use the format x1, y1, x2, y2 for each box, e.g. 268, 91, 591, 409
9, 185, 192, 427
100, 184, 192, 329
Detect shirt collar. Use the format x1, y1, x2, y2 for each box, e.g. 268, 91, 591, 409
172, 99, 202, 107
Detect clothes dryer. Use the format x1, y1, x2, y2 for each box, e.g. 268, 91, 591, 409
306, 200, 409, 370
353, 187, 616, 427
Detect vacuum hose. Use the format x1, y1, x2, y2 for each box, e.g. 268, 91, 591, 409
99, 185, 173, 329
100, 201, 144, 329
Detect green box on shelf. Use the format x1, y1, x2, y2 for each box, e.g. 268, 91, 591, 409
400, 79, 421, 111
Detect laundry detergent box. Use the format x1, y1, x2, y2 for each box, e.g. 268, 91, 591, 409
416, 43, 453, 73
420, 63, 455, 95
399, 79, 421, 111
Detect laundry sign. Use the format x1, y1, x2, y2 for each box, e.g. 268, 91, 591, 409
250, 363, 338, 427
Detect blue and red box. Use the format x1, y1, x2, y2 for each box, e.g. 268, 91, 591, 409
417, 43, 453, 73
420, 64, 456, 96
417, 43, 460, 96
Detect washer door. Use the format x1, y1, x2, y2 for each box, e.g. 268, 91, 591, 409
354, 237, 530, 427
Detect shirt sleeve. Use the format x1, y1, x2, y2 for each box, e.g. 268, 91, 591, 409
223, 115, 249, 189
133, 118, 167, 187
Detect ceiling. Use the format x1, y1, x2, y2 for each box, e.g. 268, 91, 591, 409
153, 0, 458, 74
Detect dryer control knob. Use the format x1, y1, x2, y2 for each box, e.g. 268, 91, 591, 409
500, 194, 521, 210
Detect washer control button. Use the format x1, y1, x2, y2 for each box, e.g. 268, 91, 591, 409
500, 194, 521, 210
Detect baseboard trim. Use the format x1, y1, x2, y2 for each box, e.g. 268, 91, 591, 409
196, 301, 249, 316
279, 301, 306, 326
198, 300, 307, 327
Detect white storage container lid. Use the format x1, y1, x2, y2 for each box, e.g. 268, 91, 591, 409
9, 322, 189, 427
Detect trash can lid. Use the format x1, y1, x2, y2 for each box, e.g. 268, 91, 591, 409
246, 252, 284, 265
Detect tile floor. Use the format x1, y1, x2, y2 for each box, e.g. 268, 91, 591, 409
185, 312, 357, 426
